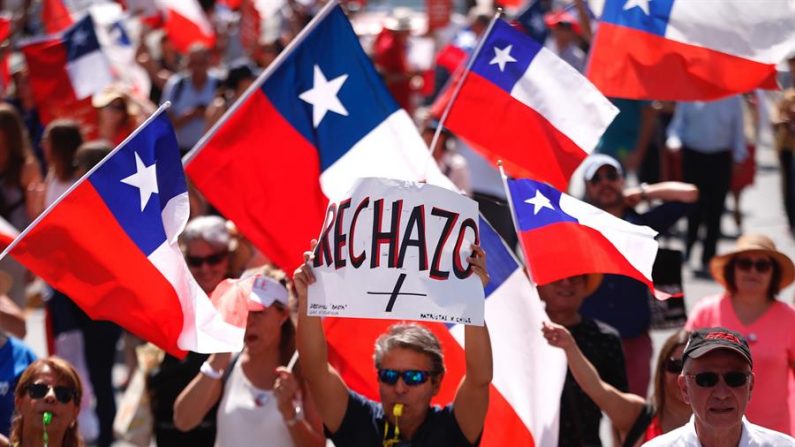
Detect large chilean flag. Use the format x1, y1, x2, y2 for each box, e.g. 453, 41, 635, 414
324, 217, 567, 447
588, 0, 795, 100
3, 111, 244, 358
507, 177, 658, 289
186, 3, 447, 272
434, 19, 617, 191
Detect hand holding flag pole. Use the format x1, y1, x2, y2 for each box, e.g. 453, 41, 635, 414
427, 10, 502, 156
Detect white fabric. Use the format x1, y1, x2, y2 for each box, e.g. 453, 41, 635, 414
642, 416, 795, 447
54, 331, 99, 443
666, 0, 795, 64
67, 50, 113, 100
558, 192, 658, 281
319, 110, 455, 201
509, 47, 618, 154
449, 254, 566, 446
215, 360, 294, 447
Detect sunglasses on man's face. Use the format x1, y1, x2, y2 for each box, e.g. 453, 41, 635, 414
686, 371, 750, 388
186, 252, 227, 268
664, 357, 684, 374
735, 257, 773, 273
27, 383, 76, 404
588, 170, 620, 185
377, 369, 433, 386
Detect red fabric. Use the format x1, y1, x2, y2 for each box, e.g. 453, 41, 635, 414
587, 23, 778, 101
643, 414, 663, 442
164, 7, 216, 53
41, 0, 74, 34
9, 182, 188, 358
186, 90, 328, 272
373, 29, 412, 113
731, 144, 756, 192
433, 72, 586, 191
21, 38, 100, 139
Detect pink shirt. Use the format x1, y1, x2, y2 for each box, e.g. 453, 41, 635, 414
685, 294, 795, 435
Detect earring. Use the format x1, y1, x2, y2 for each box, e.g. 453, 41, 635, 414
69, 420, 76, 428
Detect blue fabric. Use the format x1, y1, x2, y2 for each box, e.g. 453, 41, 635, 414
600, 0, 675, 37
0, 337, 37, 436
666, 96, 747, 162
470, 20, 539, 94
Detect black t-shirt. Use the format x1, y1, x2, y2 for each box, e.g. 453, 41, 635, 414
327, 391, 479, 447
558, 318, 628, 447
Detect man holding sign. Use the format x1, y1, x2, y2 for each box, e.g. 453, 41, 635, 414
293, 178, 492, 446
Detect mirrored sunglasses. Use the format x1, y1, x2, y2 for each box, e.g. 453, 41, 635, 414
686, 371, 750, 388
377, 369, 432, 386
186, 252, 227, 267
735, 258, 773, 273
27, 383, 76, 404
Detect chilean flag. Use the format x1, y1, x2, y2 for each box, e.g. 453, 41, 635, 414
21, 14, 113, 138
42, 0, 75, 34
324, 216, 567, 446
434, 19, 617, 191
159, 0, 216, 53
186, 3, 447, 272
588, 0, 795, 101
507, 178, 658, 288
2, 111, 244, 358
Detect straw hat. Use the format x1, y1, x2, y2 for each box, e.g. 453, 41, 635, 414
384, 8, 414, 32
709, 233, 795, 290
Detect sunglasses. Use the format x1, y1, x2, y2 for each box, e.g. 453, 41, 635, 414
685, 371, 750, 388
186, 252, 227, 267
27, 383, 76, 404
735, 258, 773, 273
588, 170, 620, 184
377, 369, 433, 386
664, 357, 684, 374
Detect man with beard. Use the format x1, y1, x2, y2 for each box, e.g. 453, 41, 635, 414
578, 154, 698, 397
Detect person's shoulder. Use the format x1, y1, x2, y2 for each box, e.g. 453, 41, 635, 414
745, 419, 795, 445
687, 293, 725, 318
348, 390, 383, 416
770, 299, 795, 318
8, 337, 35, 359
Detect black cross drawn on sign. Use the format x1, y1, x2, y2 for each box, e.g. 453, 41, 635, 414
367, 273, 427, 312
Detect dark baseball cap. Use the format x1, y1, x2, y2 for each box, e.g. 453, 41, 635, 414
683, 327, 752, 368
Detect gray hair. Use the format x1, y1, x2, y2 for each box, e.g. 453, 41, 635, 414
374, 323, 445, 376
180, 215, 236, 253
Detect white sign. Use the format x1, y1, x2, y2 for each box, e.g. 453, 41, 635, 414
308, 178, 485, 325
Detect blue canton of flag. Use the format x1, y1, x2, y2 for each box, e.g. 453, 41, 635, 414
507, 178, 577, 232
470, 20, 540, 96
600, 0, 675, 37
63, 15, 103, 61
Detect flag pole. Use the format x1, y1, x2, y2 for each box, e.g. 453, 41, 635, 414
182, 0, 340, 166
497, 160, 535, 282
428, 9, 502, 155
0, 102, 174, 262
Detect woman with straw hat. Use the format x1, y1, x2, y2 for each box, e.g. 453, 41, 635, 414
685, 233, 795, 435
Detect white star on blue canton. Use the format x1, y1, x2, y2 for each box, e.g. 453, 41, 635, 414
489, 45, 517, 72
524, 190, 554, 215
121, 152, 159, 212
299, 65, 349, 128
71, 28, 88, 48
623, 0, 650, 15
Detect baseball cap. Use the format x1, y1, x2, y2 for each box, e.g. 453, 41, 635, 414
581, 154, 623, 182
209, 275, 289, 327
683, 327, 753, 368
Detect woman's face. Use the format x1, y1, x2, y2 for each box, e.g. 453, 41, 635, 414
98, 99, 127, 129
244, 304, 287, 353
733, 254, 774, 297
15, 365, 79, 434
185, 239, 229, 293
664, 345, 686, 406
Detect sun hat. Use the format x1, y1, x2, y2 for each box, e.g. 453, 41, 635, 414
709, 233, 795, 290
683, 327, 752, 367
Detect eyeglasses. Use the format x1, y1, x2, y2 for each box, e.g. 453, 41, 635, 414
26, 383, 76, 404
685, 371, 750, 388
377, 369, 433, 386
664, 357, 683, 374
186, 252, 227, 267
588, 170, 620, 184
735, 258, 773, 273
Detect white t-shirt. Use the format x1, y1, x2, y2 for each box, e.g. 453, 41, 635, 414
642, 416, 795, 447
215, 359, 294, 447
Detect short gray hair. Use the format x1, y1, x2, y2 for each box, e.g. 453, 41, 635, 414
181, 215, 236, 253
374, 323, 445, 376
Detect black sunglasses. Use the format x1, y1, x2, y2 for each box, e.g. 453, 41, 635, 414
589, 170, 620, 184
735, 258, 773, 273
27, 383, 76, 404
186, 252, 227, 267
664, 357, 683, 374
686, 371, 750, 388
377, 369, 433, 386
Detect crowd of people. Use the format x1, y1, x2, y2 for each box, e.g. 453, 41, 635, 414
0, 0, 790, 446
